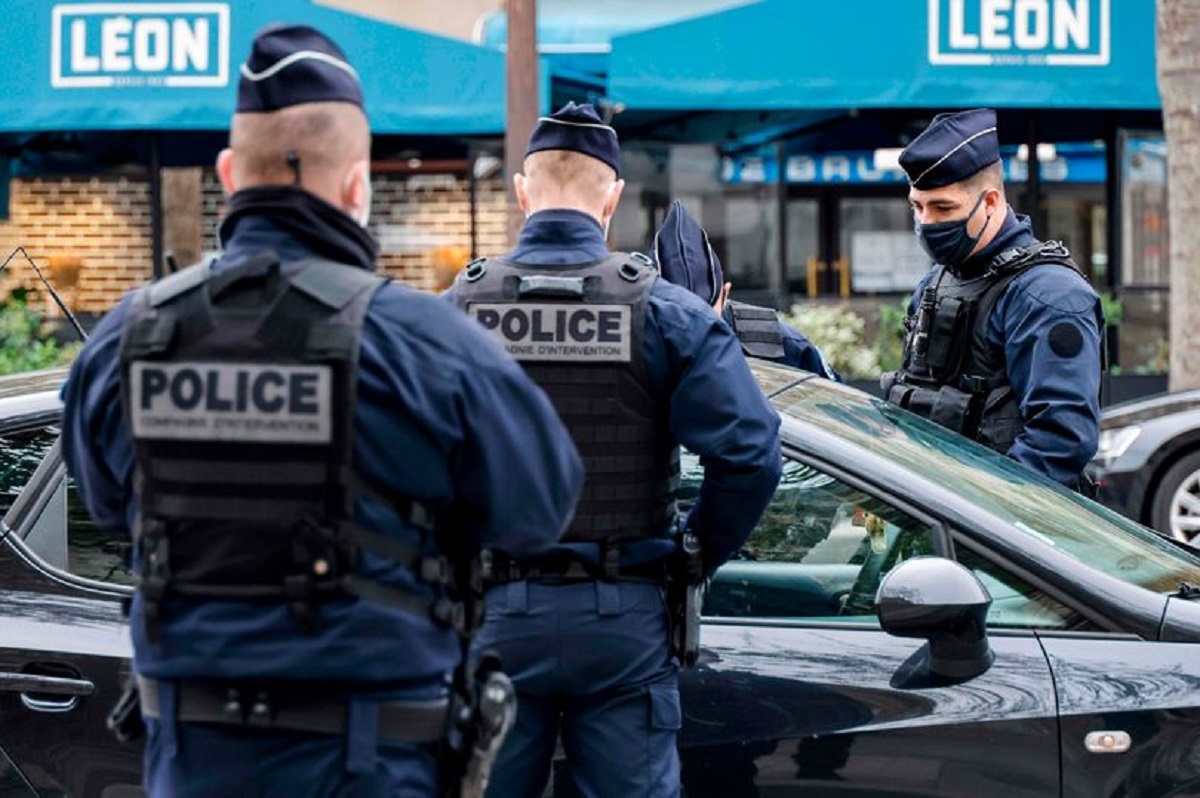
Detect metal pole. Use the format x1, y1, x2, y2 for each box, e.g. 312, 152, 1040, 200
505, 0, 539, 248
149, 132, 164, 280
1024, 113, 1043, 235
468, 154, 479, 259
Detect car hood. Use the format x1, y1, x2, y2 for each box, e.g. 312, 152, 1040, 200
1101, 390, 1200, 429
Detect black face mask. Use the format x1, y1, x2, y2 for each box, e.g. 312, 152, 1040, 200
914, 191, 992, 268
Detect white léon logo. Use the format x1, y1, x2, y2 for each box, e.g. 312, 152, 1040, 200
929, 0, 1110, 66
51, 3, 230, 88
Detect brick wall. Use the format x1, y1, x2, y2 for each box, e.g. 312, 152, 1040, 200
0, 175, 152, 314
201, 168, 509, 290
1, 169, 509, 314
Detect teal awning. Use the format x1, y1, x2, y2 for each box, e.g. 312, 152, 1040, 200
1, 0, 533, 135
609, 0, 1158, 112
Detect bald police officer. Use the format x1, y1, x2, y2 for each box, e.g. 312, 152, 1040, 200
881, 109, 1103, 486
450, 102, 782, 797
654, 200, 840, 379
61, 25, 583, 797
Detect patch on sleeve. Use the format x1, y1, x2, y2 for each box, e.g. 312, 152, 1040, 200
1048, 322, 1084, 358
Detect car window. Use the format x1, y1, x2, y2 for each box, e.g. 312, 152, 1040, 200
682, 454, 936, 622
0, 425, 131, 586
771, 379, 1200, 595
954, 541, 1095, 631
0, 427, 58, 515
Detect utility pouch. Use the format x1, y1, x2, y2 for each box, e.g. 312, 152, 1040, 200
107, 674, 146, 744
925, 296, 968, 375
930, 385, 977, 435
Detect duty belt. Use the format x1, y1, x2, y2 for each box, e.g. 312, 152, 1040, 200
481, 551, 665, 586
137, 676, 446, 743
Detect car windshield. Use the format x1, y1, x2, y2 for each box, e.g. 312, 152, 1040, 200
772, 378, 1200, 594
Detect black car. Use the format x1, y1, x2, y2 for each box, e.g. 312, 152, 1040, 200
1090, 390, 1200, 548
6, 363, 1200, 797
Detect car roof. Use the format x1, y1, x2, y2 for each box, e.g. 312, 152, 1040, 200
0, 367, 67, 434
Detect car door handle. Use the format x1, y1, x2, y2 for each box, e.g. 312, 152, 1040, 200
0, 672, 95, 713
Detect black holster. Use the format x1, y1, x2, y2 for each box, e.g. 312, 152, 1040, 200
666, 532, 706, 669
440, 652, 517, 798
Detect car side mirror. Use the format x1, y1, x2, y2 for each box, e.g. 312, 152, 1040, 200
876, 557, 994, 680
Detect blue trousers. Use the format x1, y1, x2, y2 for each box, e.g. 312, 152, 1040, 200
473, 580, 681, 798
144, 715, 439, 797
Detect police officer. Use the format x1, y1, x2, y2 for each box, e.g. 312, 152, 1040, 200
654, 200, 840, 380
61, 25, 584, 797
881, 108, 1103, 486
449, 102, 782, 797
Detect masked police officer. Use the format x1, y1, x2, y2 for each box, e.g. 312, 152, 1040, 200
61, 25, 584, 797
881, 108, 1103, 487
450, 103, 783, 797
654, 200, 840, 380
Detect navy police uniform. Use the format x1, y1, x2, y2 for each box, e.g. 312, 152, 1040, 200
449, 104, 782, 798
61, 26, 583, 797
882, 109, 1102, 486
654, 200, 839, 380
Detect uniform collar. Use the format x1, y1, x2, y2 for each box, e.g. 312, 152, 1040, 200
218, 186, 379, 271
508, 209, 610, 266
954, 207, 1036, 277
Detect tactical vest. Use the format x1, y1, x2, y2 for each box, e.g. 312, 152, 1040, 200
727, 301, 786, 359
119, 252, 462, 640
455, 253, 679, 544
882, 241, 1083, 454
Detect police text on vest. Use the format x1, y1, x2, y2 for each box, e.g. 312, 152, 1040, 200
129, 362, 332, 443
470, 303, 632, 362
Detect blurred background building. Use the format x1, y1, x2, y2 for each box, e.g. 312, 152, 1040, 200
0, 0, 1167, 375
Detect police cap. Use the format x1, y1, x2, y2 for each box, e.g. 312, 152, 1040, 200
237, 24, 363, 113
899, 109, 1000, 190
654, 200, 723, 306
525, 102, 620, 175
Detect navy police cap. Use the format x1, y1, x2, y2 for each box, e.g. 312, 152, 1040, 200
237, 24, 363, 113
525, 102, 620, 175
899, 109, 1000, 190
654, 200, 723, 306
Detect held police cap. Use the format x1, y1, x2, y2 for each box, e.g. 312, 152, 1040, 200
899, 108, 1000, 190
237, 24, 364, 113
525, 102, 620, 175
653, 200, 723, 306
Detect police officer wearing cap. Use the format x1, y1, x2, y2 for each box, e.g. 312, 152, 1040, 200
654, 200, 840, 380
62, 25, 584, 797
881, 108, 1103, 486
449, 102, 782, 797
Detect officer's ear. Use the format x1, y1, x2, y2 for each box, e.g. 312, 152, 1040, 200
513, 173, 530, 215
602, 179, 625, 220
983, 186, 1003, 216
216, 149, 238, 195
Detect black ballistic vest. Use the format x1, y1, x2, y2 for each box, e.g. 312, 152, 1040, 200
727, 302, 786, 359
119, 253, 451, 638
455, 253, 679, 543
883, 241, 1082, 453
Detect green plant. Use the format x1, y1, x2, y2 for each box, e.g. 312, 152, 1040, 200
1099, 292, 1124, 327
874, 299, 909, 374
0, 289, 82, 375
779, 304, 879, 378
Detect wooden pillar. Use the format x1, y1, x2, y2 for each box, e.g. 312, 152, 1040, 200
505, 0, 539, 247
162, 168, 204, 272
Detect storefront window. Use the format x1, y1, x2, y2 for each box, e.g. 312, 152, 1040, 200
786, 199, 819, 295
839, 199, 928, 294
1117, 132, 1169, 372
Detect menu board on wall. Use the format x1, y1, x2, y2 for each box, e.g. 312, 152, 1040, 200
849, 231, 931, 293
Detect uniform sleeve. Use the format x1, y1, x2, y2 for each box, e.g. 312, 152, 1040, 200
61, 296, 136, 533
992, 267, 1103, 485
647, 286, 782, 572
450, 343, 585, 558
779, 322, 840, 381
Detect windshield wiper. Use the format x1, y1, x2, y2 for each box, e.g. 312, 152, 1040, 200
1171, 582, 1200, 600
